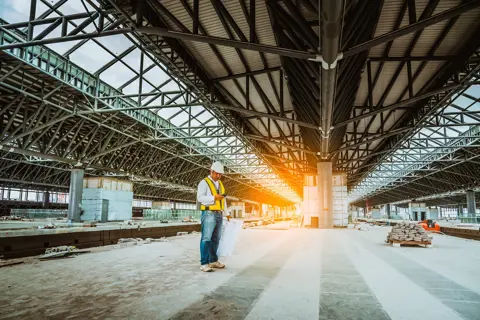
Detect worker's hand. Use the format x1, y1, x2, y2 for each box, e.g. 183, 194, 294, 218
214, 194, 224, 201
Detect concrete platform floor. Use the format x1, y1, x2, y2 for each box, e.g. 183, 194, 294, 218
1, 225, 479, 319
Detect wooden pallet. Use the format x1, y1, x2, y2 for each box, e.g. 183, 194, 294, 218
389, 240, 432, 248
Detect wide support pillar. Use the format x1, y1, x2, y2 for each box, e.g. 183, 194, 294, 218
317, 161, 333, 228
386, 204, 391, 219
68, 169, 84, 222
42, 191, 50, 209
466, 190, 476, 217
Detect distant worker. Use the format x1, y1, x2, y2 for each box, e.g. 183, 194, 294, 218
197, 161, 231, 272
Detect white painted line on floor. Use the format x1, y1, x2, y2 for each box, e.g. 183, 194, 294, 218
441, 299, 480, 304
245, 230, 322, 320
140, 229, 295, 318
319, 291, 372, 296
341, 232, 464, 320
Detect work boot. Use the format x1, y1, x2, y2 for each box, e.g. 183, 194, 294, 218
209, 261, 225, 269
200, 265, 213, 272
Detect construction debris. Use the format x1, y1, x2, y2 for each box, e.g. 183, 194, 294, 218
123, 220, 134, 225
177, 232, 188, 236
387, 222, 433, 244
182, 216, 198, 223
118, 237, 164, 244
37, 223, 56, 229
242, 218, 275, 229
118, 238, 138, 243
45, 246, 77, 254
1, 215, 23, 221
122, 220, 145, 226
151, 237, 169, 242
38, 246, 90, 260
38, 252, 73, 260
82, 221, 98, 228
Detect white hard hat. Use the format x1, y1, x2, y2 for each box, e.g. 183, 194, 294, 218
211, 161, 224, 174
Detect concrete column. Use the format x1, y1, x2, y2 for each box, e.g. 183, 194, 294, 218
386, 204, 391, 219
67, 169, 84, 222
466, 190, 476, 217
317, 161, 333, 228
43, 191, 50, 209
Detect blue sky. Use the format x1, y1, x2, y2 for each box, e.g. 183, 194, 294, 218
0, 0, 179, 93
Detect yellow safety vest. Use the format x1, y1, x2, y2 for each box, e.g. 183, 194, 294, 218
200, 177, 225, 211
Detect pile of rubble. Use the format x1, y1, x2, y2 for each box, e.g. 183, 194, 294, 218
38, 245, 90, 260
45, 246, 77, 254
117, 237, 169, 244
1, 215, 28, 221
387, 222, 433, 243
243, 218, 275, 229
37, 223, 56, 229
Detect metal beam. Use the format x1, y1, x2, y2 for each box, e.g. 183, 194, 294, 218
319, 0, 344, 158
211, 103, 318, 130
342, 1, 480, 58
213, 67, 282, 81
0, 28, 131, 50
245, 135, 317, 155
136, 26, 316, 60
368, 55, 454, 62
333, 83, 467, 128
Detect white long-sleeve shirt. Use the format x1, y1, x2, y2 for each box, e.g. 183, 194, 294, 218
197, 176, 228, 215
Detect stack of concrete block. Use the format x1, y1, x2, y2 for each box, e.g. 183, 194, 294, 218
81, 198, 103, 221
387, 222, 433, 243
105, 189, 133, 220
82, 188, 133, 222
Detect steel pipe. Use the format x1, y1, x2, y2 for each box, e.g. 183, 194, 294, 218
319, 0, 344, 158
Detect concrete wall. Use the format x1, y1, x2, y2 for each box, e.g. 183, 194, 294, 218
427, 207, 439, 220
230, 202, 245, 218
370, 208, 382, 219
302, 185, 318, 226
332, 173, 348, 227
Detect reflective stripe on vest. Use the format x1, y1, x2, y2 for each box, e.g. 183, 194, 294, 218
200, 177, 225, 211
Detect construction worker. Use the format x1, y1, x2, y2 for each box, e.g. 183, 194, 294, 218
197, 161, 231, 272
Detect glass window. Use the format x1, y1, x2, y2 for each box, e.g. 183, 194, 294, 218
10, 189, 20, 200
27, 190, 37, 201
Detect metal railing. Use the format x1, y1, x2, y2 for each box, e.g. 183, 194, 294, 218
10, 209, 68, 219
459, 217, 480, 224
143, 209, 201, 221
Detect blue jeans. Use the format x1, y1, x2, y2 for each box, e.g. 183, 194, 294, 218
200, 211, 223, 265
